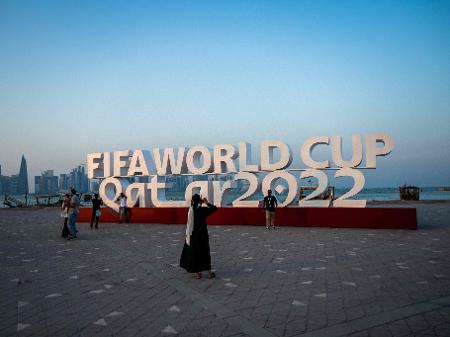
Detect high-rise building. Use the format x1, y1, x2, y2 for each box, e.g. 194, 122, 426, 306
0, 175, 20, 195
9, 175, 20, 194
0, 164, 3, 195
35, 170, 59, 195
69, 165, 89, 193
59, 174, 70, 191
1, 176, 10, 195
90, 180, 100, 193
34, 176, 41, 195
18, 155, 29, 195
0, 157, 29, 196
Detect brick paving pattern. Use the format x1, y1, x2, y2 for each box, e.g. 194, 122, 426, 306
0, 208, 449, 336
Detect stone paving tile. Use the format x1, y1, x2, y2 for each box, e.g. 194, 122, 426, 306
0, 208, 450, 336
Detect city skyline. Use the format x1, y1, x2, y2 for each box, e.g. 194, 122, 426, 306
1, 1, 449, 188
0, 155, 92, 195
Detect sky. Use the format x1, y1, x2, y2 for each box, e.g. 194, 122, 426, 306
0, 0, 449, 190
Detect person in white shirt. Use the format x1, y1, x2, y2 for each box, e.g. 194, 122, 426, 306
116, 193, 128, 223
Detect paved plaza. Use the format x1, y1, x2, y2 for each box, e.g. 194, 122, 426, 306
0, 205, 449, 337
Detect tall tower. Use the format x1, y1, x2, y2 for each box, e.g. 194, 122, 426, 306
18, 155, 29, 195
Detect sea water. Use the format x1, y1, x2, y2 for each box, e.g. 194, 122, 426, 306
2, 187, 450, 208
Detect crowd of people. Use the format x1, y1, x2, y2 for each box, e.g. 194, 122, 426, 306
60, 189, 278, 279
60, 189, 103, 239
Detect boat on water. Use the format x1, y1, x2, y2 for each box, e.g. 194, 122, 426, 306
3, 195, 29, 208
438, 187, 450, 192
399, 185, 420, 201
299, 186, 334, 200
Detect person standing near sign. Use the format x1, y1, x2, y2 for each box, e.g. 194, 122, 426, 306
116, 193, 128, 223
68, 188, 80, 240
90, 193, 103, 229
180, 194, 217, 279
61, 193, 71, 238
263, 189, 278, 229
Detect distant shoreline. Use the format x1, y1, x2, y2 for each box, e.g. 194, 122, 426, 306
1, 199, 450, 210
1, 202, 449, 229
368, 200, 450, 205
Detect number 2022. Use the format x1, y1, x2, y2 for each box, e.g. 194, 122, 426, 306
230, 168, 366, 208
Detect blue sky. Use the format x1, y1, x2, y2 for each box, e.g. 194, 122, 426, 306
0, 0, 449, 188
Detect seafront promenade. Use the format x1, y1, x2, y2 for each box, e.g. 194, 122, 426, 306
1, 204, 449, 337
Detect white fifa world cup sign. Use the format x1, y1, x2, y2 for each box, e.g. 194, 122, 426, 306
87, 133, 394, 212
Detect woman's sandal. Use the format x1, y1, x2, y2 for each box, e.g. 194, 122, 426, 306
208, 272, 216, 279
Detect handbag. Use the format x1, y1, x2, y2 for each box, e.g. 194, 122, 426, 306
95, 209, 102, 217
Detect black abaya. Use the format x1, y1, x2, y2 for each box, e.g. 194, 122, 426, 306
180, 203, 217, 273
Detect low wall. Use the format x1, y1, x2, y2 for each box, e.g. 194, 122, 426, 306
78, 207, 417, 230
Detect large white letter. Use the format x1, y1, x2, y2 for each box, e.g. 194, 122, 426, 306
232, 172, 260, 207
333, 168, 366, 208
299, 169, 330, 207
87, 152, 102, 179
213, 144, 237, 174
148, 176, 187, 207
99, 177, 127, 212
113, 150, 131, 177
103, 152, 113, 177
260, 140, 292, 171
125, 183, 150, 208
87, 152, 112, 178
301, 136, 330, 169
186, 146, 213, 174
212, 180, 233, 207
365, 133, 394, 168
152, 147, 187, 175
331, 135, 363, 168
238, 142, 259, 172
184, 180, 213, 204
128, 150, 150, 176
262, 171, 297, 207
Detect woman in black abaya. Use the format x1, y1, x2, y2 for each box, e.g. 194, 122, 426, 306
180, 194, 217, 279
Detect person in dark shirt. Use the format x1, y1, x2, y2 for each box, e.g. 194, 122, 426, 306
180, 194, 217, 279
68, 188, 80, 240
263, 189, 278, 229
90, 193, 103, 229
61, 193, 71, 238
